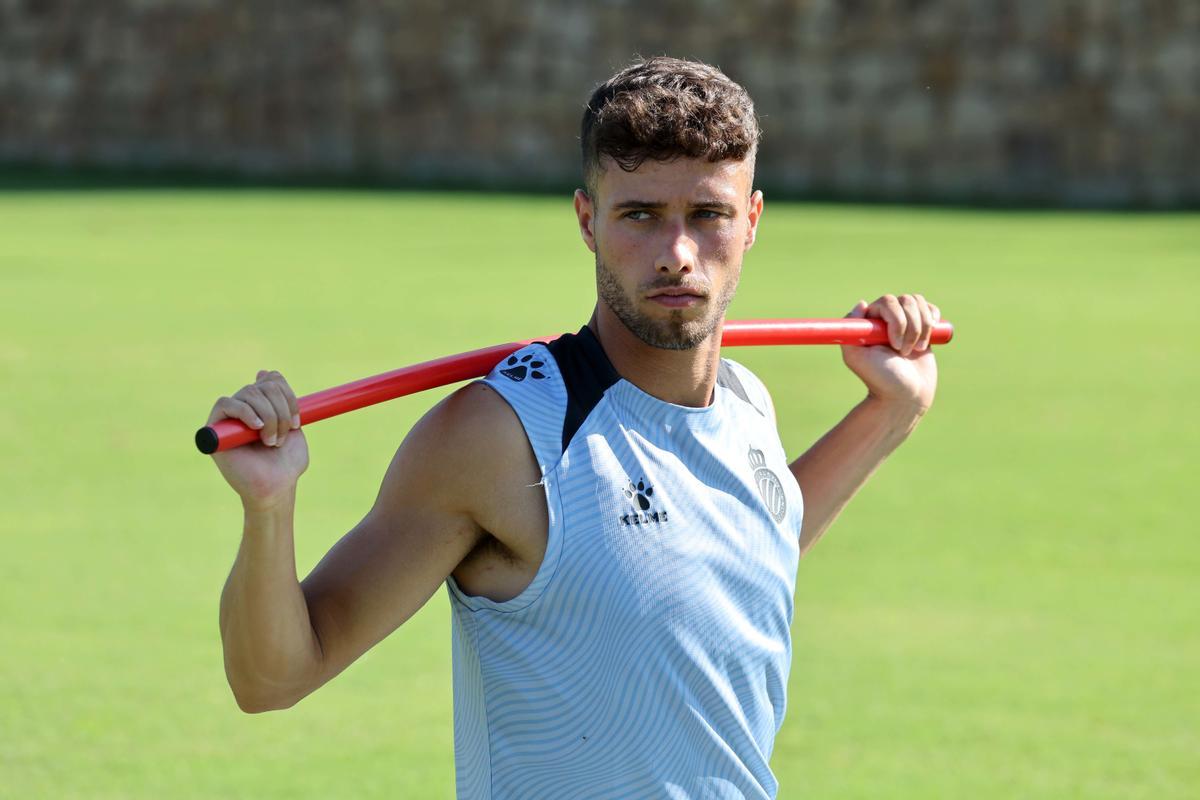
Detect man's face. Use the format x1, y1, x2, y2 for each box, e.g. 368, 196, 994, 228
574, 156, 764, 350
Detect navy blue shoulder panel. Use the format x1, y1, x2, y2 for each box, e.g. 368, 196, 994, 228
543, 325, 621, 454
717, 359, 764, 416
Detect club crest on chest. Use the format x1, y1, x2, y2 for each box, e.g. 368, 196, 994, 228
749, 445, 787, 523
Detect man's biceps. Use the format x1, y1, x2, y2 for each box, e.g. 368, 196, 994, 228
301, 509, 479, 668
306, 505, 479, 604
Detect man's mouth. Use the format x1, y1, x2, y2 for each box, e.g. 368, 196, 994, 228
646, 286, 708, 308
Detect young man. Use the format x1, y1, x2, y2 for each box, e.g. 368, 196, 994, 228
208, 57, 941, 799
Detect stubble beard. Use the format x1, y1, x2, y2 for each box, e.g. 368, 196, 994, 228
595, 255, 738, 351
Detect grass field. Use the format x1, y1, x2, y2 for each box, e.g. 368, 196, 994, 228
1, 190, 1197, 799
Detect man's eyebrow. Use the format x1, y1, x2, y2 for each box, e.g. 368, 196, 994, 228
693, 200, 737, 213
611, 200, 666, 210
610, 199, 737, 212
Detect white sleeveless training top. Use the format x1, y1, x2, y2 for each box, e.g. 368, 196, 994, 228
445, 325, 803, 799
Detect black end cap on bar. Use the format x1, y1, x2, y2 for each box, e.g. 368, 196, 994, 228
195, 426, 219, 454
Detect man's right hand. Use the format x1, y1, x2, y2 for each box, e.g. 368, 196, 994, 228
207, 369, 308, 511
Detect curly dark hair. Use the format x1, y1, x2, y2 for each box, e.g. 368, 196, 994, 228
580, 56, 761, 196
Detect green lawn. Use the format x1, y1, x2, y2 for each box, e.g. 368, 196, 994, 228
1, 190, 1196, 799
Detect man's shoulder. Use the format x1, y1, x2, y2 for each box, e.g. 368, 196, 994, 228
414, 381, 546, 569
479, 330, 612, 459
419, 381, 532, 474
376, 381, 530, 513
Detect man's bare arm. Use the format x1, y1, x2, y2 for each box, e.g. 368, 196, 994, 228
789, 397, 923, 557
784, 293, 941, 558
218, 382, 527, 712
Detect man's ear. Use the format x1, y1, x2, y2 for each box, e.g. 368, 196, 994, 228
574, 189, 597, 253
744, 189, 764, 251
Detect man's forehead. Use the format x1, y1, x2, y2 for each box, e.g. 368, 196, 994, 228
595, 156, 753, 204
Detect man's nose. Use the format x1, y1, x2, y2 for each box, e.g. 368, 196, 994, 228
655, 228, 697, 274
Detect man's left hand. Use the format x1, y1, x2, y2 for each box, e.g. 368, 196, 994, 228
841, 294, 941, 415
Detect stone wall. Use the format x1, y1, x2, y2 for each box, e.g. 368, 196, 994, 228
2, 0, 1197, 206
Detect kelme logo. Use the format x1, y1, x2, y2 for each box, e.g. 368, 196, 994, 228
619, 477, 668, 526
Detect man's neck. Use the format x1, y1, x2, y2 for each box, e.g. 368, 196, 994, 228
587, 305, 723, 408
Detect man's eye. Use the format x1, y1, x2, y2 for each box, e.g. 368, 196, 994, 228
694, 209, 722, 219
624, 210, 652, 221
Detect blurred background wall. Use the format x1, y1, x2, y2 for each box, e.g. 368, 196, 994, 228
1, 0, 1196, 206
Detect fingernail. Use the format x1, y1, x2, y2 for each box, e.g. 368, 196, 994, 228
250, 417, 264, 428
266, 433, 277, 446
292, 414, 301, 428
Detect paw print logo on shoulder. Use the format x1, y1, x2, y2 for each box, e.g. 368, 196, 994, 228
500, 353, 547, 382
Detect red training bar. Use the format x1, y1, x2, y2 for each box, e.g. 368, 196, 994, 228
195, 318, 953, 454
